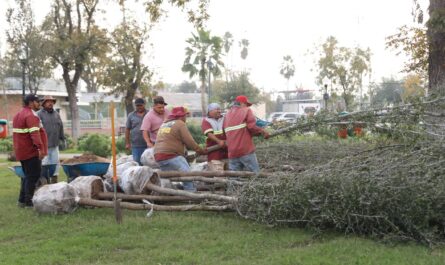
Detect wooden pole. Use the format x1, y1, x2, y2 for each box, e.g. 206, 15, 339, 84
157, 171, 269, 178
110, 101, 122, 224
169, 176, 244, 185
78, 198, 233, 211
97, 192, 202, 202
144, 183, 237, 203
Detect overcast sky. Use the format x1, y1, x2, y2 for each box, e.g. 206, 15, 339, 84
0, 0, 429, 93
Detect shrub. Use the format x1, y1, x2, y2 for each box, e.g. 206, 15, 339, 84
187, 123, 205, 145
78, 133, 111, 158
116, 137, 131, 155
0, 137, 13, 152
63, 133, 75, 149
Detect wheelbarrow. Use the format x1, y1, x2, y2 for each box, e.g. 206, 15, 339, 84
62, 162, 110, 182
9, 164, 57, 187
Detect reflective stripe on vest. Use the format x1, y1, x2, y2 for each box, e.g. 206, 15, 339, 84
13, 127, 40, 133
204, 129, 224, 135
224, 123, 247, 133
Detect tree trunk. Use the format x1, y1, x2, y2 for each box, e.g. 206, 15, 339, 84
124, 82, 137, 115
62, 67, 81, 141
97, 192, 202, 202
78, 198, 233, 211
427, 0, 445, 97
200, 79, 207, 116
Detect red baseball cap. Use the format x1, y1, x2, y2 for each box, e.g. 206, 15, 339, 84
235, 95, 252, 106
167, 106, 190, 119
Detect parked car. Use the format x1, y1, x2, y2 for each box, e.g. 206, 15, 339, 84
268, 112, 302, 123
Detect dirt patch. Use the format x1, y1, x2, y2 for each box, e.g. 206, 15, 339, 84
62, 154, 109, 165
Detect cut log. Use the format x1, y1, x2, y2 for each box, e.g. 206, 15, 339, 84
144, 182, 237, 203
169, 176, 244, 185
97, 192, 202, 202
69, 176, 104, 199
78, 198, 233, 211
157, 170, 269, 178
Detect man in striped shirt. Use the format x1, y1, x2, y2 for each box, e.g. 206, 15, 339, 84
201, 103, 228, 162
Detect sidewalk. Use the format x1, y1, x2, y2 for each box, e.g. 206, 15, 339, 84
0, 153, 83, 161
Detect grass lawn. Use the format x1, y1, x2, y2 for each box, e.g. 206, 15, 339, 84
0, 165, 444, 265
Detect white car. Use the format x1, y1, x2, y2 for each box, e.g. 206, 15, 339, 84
268, 112, 302, 123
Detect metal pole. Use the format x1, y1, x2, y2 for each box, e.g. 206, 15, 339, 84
208, 71, 211, 103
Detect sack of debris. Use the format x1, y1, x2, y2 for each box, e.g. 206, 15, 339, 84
119, 166, 154, 194
116, 155, 134, 165
103, 161, 139, 192
190, 162, 208, 172
32, 182, 78, 214
140, 148, 159, 168
70, 176, 104, 199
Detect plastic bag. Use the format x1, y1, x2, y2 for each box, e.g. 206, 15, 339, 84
104, 161, 139, 181
70, 176, 104, 199
140, 148, 159, 168
32, 182, 78, 214
190, 162, 208, 172
116, 155, 134, 165
119, 166, 154, 194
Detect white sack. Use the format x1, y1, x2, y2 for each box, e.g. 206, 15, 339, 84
119, 166, 154, 194
32, 182, 78, 214
140, 148, 159, 168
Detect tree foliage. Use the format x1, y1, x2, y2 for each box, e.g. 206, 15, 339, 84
279, 55, 295, 88
103, 19, 153, 114
386, 25, 428, 77
43, 0, 103, 140
212, 72, 262, 105
176, 81, 198, 93
182, 29, 224, 114
315, 36, 372, 111
5, 0, 52, 94
371, 78, 404, 107
145, 0, 209, 28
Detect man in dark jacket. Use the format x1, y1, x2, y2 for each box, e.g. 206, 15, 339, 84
38, 95, 65, 183
125, 98, 148, 165
13, 94, 48, 207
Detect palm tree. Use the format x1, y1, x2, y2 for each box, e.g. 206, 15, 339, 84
280, 55, 295, 89
182, 29, 224, 115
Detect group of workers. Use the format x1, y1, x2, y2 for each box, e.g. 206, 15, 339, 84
125, 95, 270, 191
12, 93, 269, 207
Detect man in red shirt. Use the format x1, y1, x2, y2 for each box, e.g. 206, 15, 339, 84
223, 95, 269, 173
13, 94, 48, 207
201, 103, 228, 162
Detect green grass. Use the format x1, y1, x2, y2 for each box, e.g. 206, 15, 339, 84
0, 166, 444, 265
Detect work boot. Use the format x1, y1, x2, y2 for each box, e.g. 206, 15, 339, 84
50, 176, 58, 184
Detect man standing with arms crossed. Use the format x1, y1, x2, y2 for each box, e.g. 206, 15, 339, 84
125, 98, 148, 165
38, 95, 65, 183
13, 94, 48, 207
223, 95, 269, 173
140, 96, 169, 148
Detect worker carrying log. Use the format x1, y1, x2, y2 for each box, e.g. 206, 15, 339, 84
154, 106, 207, 191
223, 95, 269, 173
201, 103, 228, 162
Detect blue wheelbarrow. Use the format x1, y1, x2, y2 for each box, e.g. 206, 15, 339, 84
9, 164, 58, 187
62, 162, 110, 182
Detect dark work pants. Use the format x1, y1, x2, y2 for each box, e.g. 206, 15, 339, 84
19, 156, 42, 205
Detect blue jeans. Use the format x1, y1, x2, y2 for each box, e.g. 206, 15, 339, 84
157, 156, 195, 191
42, 146, 60, 176
132, 146, 147, 166
229, 152, 260, 173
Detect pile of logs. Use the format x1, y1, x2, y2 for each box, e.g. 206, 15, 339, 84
76, 170, 267, 213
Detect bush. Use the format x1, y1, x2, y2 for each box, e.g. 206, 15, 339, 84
78, 133, 111, 158
187, 123, 205, 145
0, 137, 13, 152
63, 134, 75, 149
116, 137, 131, 155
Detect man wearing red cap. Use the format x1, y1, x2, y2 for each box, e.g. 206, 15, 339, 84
154, 106, 206, 191
223, 95, 269, 173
